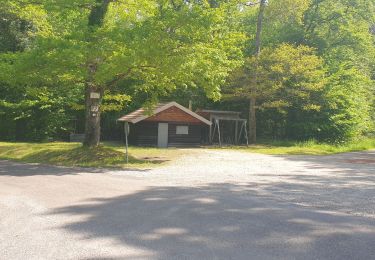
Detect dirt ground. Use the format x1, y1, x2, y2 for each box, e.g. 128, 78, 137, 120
1, 149, 374, 260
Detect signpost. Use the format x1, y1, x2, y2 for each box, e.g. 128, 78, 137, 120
124, 122, 129, 164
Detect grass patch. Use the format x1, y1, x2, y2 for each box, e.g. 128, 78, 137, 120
0, 142, 186, 168
1, 138, 373, 168
218, 138, 375, 155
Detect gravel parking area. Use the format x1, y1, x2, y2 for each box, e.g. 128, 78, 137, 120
1, 149, 374, 259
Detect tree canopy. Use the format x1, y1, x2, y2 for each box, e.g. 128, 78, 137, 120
0, 0, 374, 143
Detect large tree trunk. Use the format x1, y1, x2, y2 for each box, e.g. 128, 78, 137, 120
248, 0, 266, 144
83, 85, 103, 147
82, 0, 110, 147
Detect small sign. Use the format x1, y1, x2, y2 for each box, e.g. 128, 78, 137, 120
91, 105, 99, 112
90, 92, 100, 99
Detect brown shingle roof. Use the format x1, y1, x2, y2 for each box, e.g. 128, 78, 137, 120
118, 102, 211, 125
117, 103, 167, 122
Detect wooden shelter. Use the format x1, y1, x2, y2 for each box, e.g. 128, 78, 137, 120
118, 102, 211, 148
197, 110, 248, 146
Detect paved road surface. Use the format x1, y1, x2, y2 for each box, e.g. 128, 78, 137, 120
1, 149, 374, 260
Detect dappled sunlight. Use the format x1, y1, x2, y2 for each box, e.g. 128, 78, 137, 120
48, 184, 375, 259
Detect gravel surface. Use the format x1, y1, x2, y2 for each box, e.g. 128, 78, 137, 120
1, 149, 374, 260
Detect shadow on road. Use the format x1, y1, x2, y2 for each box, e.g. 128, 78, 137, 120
0, 160, 149, 177
252, 151, 375, 217
49, 183, 375, 260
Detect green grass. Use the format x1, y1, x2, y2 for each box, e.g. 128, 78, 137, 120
1, 138, 374, 169
0, 142, 186, 169
219, 138, 375, 155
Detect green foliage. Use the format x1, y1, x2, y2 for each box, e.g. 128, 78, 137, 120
319, 65, 373, 142
256, 44, 326, 140
0, 0, 244, 141
302, 0, 375, 141
225, 0, 375, 142
6, 0, 244, 98
0, 84, 80, 141
0, 0, 374, 143
251, 44, 325, 110
228, 43, 328, 140
0, 8, 30, 52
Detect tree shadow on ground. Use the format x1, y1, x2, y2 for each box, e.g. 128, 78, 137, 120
0, 145, 165, 175
49, 183, 375, 260
0, 160, 149, 177
250, 150, 375, 217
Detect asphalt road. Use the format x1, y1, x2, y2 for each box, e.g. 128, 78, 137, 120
1, 150, 374, 260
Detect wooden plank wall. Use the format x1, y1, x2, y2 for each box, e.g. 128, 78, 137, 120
168, 124, 202, 147
128, 122, 158, 146
128, 122, 204, 147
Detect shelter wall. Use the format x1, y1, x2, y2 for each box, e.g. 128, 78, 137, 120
128, 121, 205, 147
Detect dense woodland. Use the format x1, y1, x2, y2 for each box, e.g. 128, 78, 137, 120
0, 0, 374, 145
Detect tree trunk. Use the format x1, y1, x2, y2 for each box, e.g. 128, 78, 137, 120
83, 85, 103, 147
82, 0, 110, 147
248, 0, 266, 144
249, 96, 257, 143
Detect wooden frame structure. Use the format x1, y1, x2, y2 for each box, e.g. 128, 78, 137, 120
197, 110, 249, 146
210, 117, 249, 146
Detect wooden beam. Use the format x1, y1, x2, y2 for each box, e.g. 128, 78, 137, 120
238, 122, 244, 145
244, 121, 249, 146
209, 114, 213, 144
211, 120, 216, 144
124, 122, 129, 163
217, 119, 222, 147
212, 115, 246, 121
235, 120, 238, 144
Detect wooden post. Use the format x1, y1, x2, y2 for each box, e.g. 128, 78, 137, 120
209, 114, 213, 144
124, 122, 129, 164
235, 120, 238, 145
217, 119, 221, 147
244, 121, 249, 146
211, 120, 216, 144
238, 122, 244, 145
